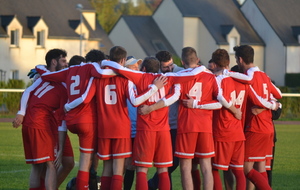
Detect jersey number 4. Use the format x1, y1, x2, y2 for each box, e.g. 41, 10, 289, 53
189, 82, 202, 101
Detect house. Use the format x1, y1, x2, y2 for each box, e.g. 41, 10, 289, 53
109, 15, 177, 59
109, 0, 264, 73
0, 0, 113, 84
238, 0, 300, 86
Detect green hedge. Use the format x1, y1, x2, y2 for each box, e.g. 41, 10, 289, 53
277, 86, 300, 120
285, 73, 300, 87
0, 80, 25, 115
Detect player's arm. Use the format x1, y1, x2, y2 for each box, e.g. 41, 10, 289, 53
36, 65, 68, 82
128, 76, 168, 107
89, 62, 117, 78
101, 60, 143, 84
225, 67, 257, 84
165, 66, 206, 84
12, 78, 43, 128
138, 84, 181, 115
55, 120, 67, 169
216, 76, 241, 120
183, 94, 222, 110
64, 77, 96, 112
248, 85, 280, 111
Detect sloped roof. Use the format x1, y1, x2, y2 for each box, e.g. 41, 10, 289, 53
253, 0, 300, 45
0, 0, 110, 42
122, 15, 178, 56
173, 0, 263, 45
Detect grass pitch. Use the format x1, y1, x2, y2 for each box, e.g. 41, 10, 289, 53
0, 123, 299, 190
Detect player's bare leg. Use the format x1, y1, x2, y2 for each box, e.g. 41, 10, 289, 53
45, 161, 57, 190
111, 158, 125, 189
57, 156, 75, 187
199, 157, 214, 190
179, 158, 193, 190
29, 163, 43, 188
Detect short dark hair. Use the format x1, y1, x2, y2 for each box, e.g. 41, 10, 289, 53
140, 57, 160, 73
69, 55, 86, 66
45, 49, 67, 68
212, 49, 229, 68
109, 46, 127, 63
230, 65, 240, 72
181, 47, 198, 65
233, 45, 254, 64
85, 49, 106, 63
155, 51, 172, 62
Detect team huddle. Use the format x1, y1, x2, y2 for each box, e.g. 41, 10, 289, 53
12, 45, 282, 190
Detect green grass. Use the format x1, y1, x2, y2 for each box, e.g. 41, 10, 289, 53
0, 123, 299, 189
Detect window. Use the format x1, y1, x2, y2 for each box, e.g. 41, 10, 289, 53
0, 70, 6, 81
229, 37, 237, 53
11, 70, 19, 80
10, 29, 19, 46
37, 30, 45, 46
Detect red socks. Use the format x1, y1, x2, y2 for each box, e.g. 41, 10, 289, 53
212, 169, 222, 190
111, 175, 123, 190
260, 171, 268, 181
246, 169, 271, 190
100, 176, 112, 190
232, 169, 246, 190
192, 169, 201, 190
76, 170, 89, 190
158, 172, 170, 190
136, 172, 147, 190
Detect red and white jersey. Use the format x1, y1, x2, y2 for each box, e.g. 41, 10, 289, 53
177, 70, 221, 134
93, 75, 160, 138
21, 78, 68, 130
35, 63, 115, 124
101, 60, 206, 131
213, 73, 245, 142
228, 67, 282, 133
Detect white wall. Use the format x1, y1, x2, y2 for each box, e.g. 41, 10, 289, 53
153, 0, 183, 56
286, 46, 300, 73
242, 0, 285, 86
109, 18, 147, 59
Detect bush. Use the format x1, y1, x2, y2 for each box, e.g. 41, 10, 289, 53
278, 86, 300, 120
0, 79, 25, 115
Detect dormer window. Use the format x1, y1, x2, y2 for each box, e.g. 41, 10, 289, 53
229, 36, 237, 53
10, 29, 19, 46
37, 30, 45, 47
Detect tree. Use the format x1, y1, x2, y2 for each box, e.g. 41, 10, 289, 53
89, 0, 161, 33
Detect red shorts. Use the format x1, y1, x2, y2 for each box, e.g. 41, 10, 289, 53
244, 132, 274, 162
265, 159, 272, 171
212, 141, 244, 170
68, 123, 96, 153
22, 125, 55, 164
62, 135, 74, 157
97, 138, 131, 160
175, 132, 215, 159
133, 130, 172, 168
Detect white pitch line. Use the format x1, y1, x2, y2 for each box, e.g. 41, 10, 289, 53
0, 169, 30, 174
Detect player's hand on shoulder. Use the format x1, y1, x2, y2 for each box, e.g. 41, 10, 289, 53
153, 75, 168, 89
